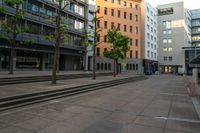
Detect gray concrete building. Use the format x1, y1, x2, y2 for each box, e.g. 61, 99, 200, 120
0, 0, 88, 71
157, 1, 191, 74
141, 1, 158, 75
184, 9, 200, 74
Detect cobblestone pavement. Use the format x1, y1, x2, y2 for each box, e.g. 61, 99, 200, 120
0, 75, 199, 133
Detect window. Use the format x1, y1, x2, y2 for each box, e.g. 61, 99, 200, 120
104, 35, 107, 42
97, 34, 100, 42
135, 39, 138, 46
168, 29, 172, 34
117, 0, 121, 5
97, 6, 100, 13
135, 4, 138, 10
136, 64, 138, 70
104, 21, 108, 29
104, 48, 107, 52
117, 23, 120, 30
147, 51, 150, 57
124, 25, 127, 32
124, 12, 127, 19
163, 30, 167, 34
169, 56, 173, 61
130, 26, 132, 33
97, 20, 100, 28
163, 47, 168, 51
97, 48, 100, 56
135, 15, 138, 22
118, 10, 120, 18
130, 50, 133, 58
135, 27, 138, 34
124, 1, 126, 6
168, 39, 172, 43
163, 21, 166, 25
151, 52, 153, 58
104, 7, 107, 15
111, 9, 114, 16
164, 56, 167, 61
147, 33, 150, 39
163, 39, 167, 43
130, 39, 133, 46
130, 3, 132, 8
111, 0, 114, 3
168, 47, 172, 51
111, 22, 114, 28
136, 51, 138, 59
158, 7, 174, 16
130, 13, 132, 20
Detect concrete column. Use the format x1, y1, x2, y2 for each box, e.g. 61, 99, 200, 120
0, 53, 2, 71
13, 57, 16, 71
193, 68, 198, 84
40, 53, 46, 71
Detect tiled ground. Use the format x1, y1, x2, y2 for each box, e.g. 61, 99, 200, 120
0, 75, 199, 133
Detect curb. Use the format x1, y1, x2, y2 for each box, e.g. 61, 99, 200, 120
191, 97, 200, 119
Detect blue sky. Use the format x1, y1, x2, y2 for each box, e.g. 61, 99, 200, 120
146, 0, 200, 9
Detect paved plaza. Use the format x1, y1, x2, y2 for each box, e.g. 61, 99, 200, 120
0, 75, 199, 133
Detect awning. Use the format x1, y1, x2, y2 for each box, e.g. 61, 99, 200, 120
190, 54, 200, 64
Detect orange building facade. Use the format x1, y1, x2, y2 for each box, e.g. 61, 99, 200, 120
95, 0, 143, 73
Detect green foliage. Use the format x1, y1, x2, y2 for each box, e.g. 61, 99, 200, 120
4, 0, 24, 7
0, 8, 5, 14
104, 27, 129, 60
19, 40, 34, 45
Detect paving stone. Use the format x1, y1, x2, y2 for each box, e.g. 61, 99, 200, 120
166, 119, 200, 133
80, 120, 123, 133
0, 111, 35, 124
122, 124, 163, 133
134, 116, 166, 128
14, 117, 56, 132
0, 126, 32, 133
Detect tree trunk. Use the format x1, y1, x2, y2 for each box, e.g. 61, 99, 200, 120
9, 41, 16, 74
92, 12, 97, 80
56, 47, 60, 73
116, 59, 119, 75
52, 2, 61, 84
113, 59, 116, 77
92, 46, 96, 80
84, 48, 87, 72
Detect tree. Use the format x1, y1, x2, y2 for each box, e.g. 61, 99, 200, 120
104, 28, 129, 77
82, 30, 90, 72
0, 0, 28, 74
45, 0, 69, 84
91, 11, 103, 80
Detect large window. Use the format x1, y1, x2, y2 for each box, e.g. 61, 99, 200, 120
158, 7, 174, 16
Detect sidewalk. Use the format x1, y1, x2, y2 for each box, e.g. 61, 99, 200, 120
0, 75, 199, 133
0, 73, 136, 98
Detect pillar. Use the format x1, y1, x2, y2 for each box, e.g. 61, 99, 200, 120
0, 53, 2, 71
40, 53, 46, 71
193, 68, 198, 84
13, 57, 16, 71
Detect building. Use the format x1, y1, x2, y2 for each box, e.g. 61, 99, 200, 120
0, 0, 88, 71
184, 9, 200, 74
86, 0, 95, 71
95, 0, 143, 73
141, 1, 158, 75
157, 2, 191, 74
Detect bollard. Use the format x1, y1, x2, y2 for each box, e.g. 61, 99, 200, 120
188, 81, 197, 96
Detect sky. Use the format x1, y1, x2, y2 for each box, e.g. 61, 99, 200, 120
145, 0, 200, 9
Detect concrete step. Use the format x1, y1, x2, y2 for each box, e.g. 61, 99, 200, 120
0, 76, 147, 112
0, 72, 112, 85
